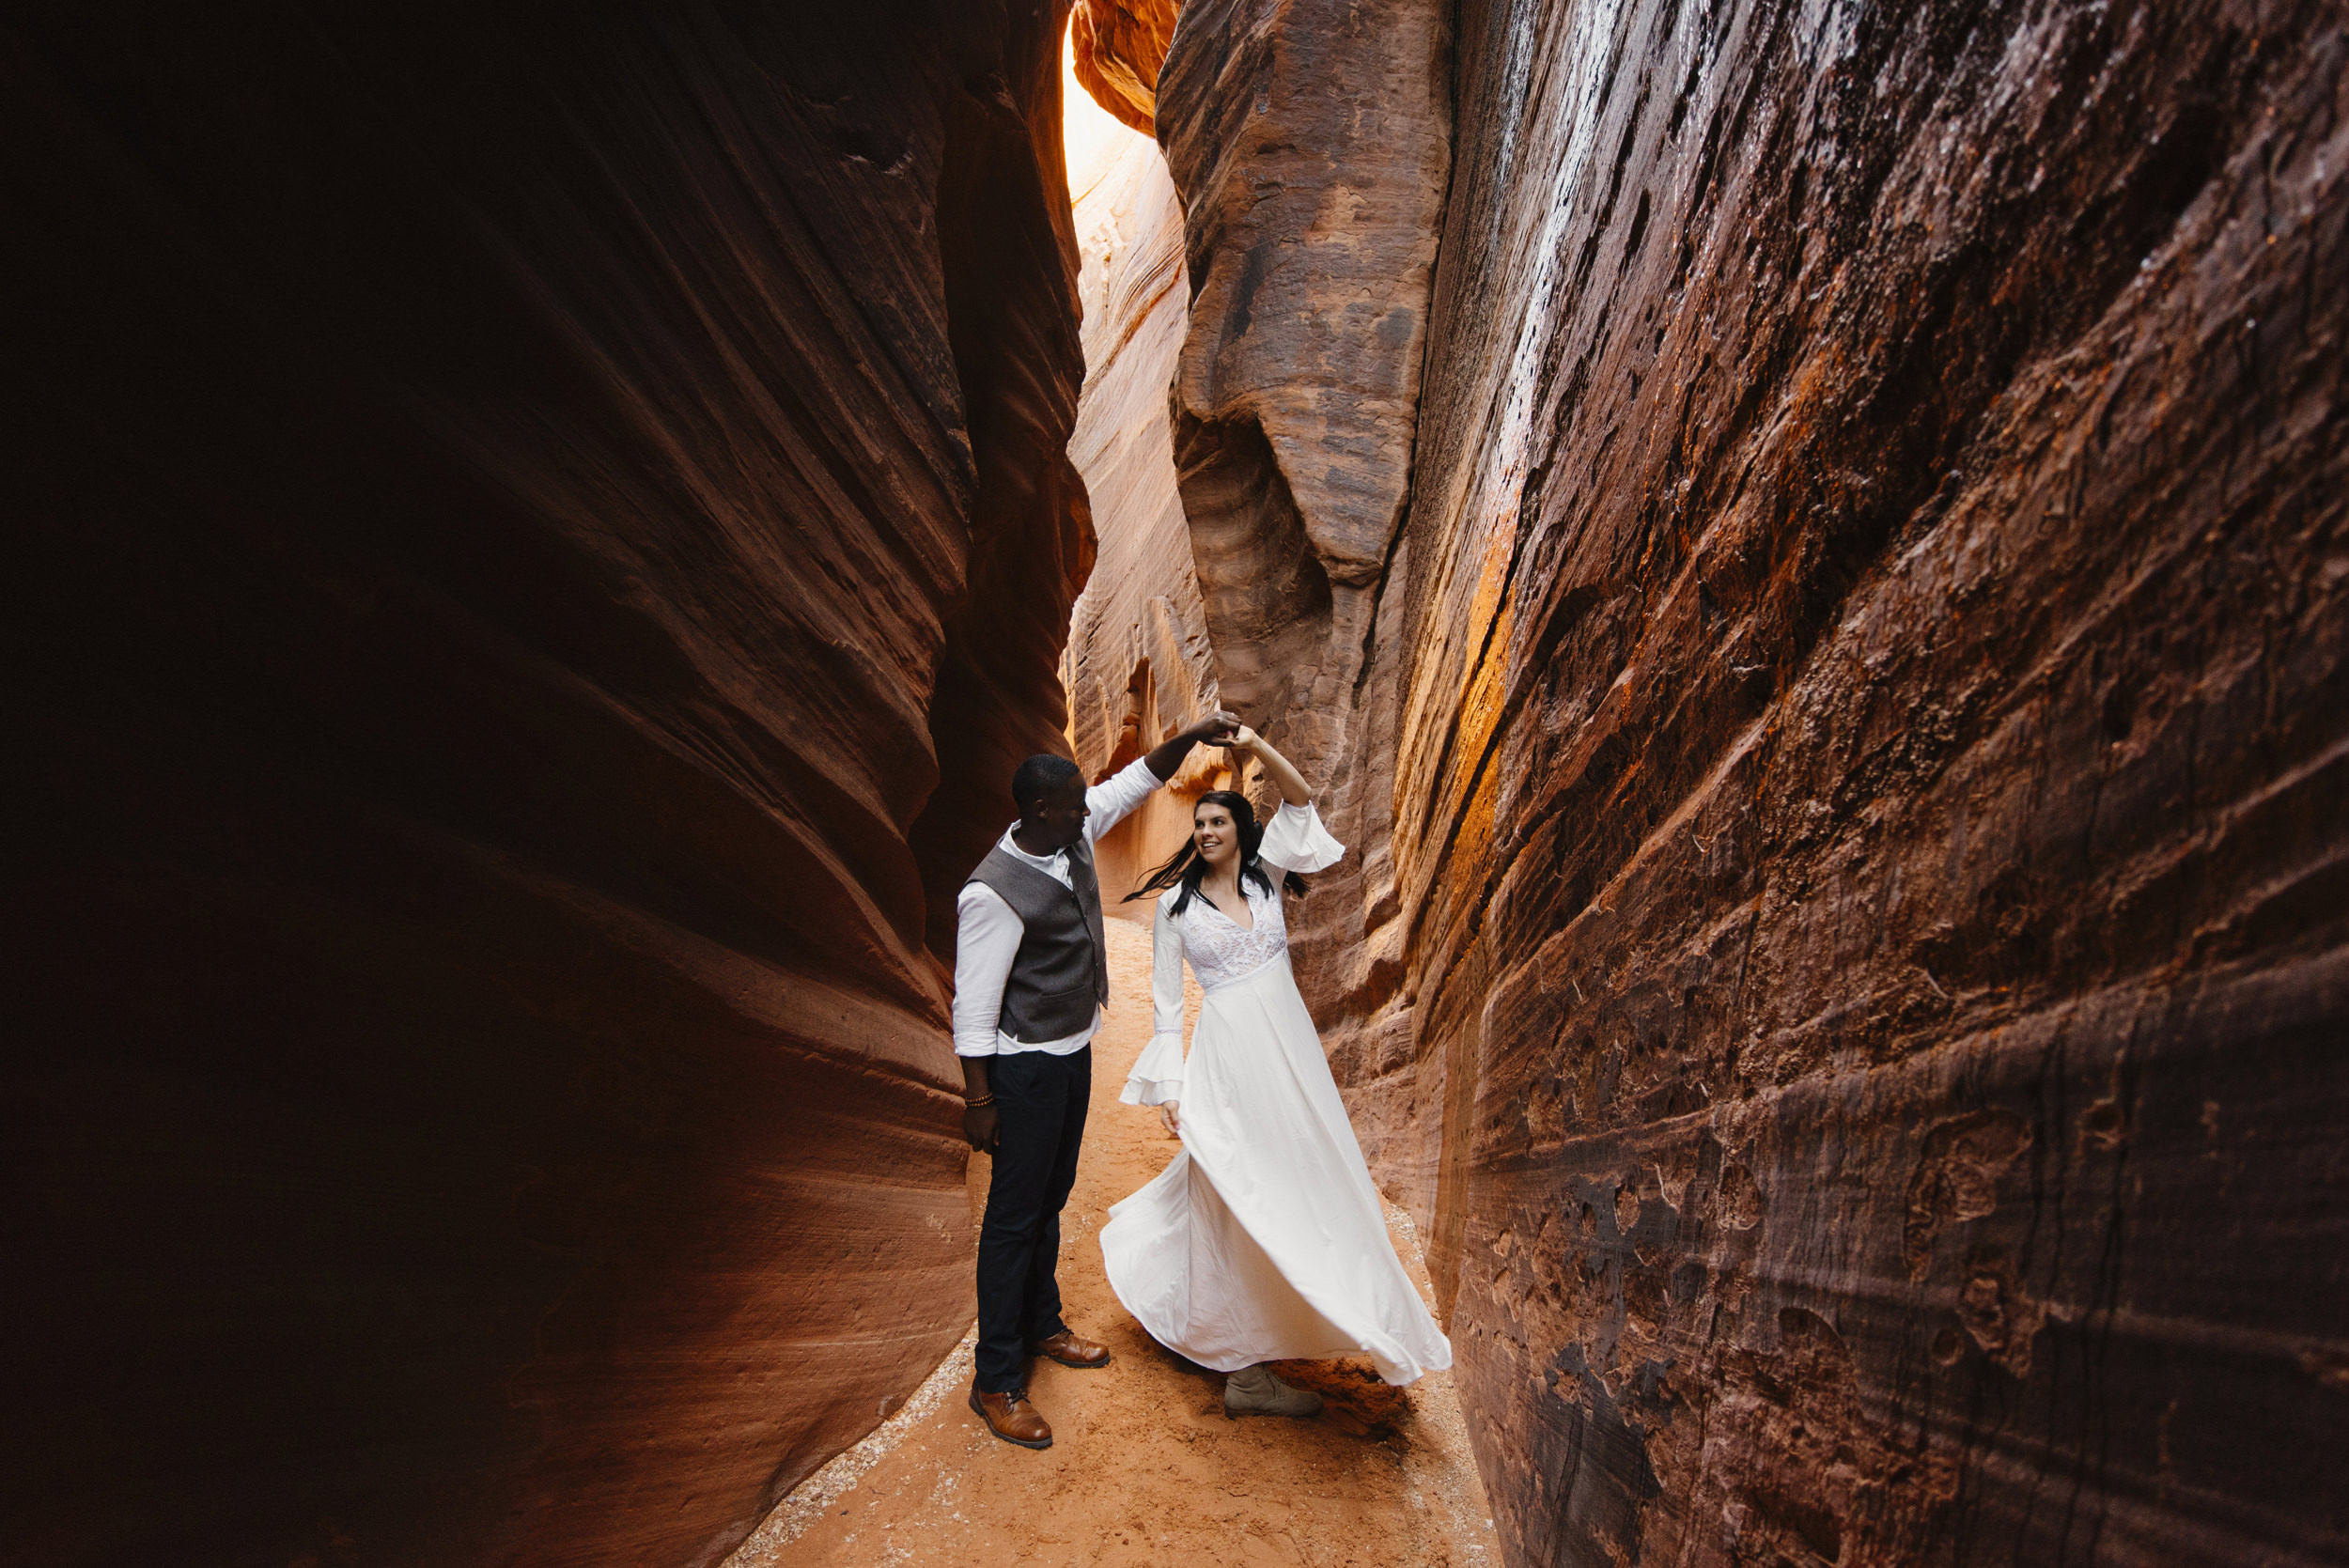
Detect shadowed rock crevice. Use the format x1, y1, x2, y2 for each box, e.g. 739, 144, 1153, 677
1171, 411, 1335, 722
1155, 0, 1455, 1204
3, 5, 1089, 1564
911, 59, 1096, 961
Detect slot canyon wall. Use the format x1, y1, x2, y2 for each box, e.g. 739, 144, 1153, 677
4, 4, 1086, 1564
1075, 0, 1185, 136
1154, 0, 2349, 1564
1060, 40, 1230, 912
1156, 0, 1460, 1188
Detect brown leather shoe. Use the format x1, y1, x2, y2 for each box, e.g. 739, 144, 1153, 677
968, 1386, 1052, 1450
1029, 1328, 1112, 1369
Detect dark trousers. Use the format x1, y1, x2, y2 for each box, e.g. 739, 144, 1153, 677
973, 1045, 1091, 1392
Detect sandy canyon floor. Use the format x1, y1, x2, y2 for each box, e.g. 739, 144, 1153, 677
727, 918, 1501, 1568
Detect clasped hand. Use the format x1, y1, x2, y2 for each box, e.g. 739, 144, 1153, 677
1179, 710, 1243, 747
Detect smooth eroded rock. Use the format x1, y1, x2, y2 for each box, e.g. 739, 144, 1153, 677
1062, 42, 1228, 914
1072, 0, 1182, 134
1155, 0, 1453, 1164
2, 4, 1085, 1564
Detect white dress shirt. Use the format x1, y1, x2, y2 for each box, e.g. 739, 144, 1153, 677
952, 757, 1165, 1057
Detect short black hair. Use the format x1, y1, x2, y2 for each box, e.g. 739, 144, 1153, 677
1011, 753, 1083, 814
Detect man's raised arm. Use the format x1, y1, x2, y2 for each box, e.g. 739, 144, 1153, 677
1085, 708, 1242, 845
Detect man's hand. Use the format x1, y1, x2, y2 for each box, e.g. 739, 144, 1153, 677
960, 1059, 997, 1151
1176, 708, 1240, 745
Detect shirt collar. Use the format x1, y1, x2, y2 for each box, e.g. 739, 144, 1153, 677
997, 825, 1066, 872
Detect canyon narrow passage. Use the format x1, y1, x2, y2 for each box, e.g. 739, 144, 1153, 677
7, 0, 2344, 1562
728, 920, 1502, 1568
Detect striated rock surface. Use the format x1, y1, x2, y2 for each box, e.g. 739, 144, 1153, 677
1061, 39, 1227, 915
1373, 0, 2349, 1563
1155, 0, 1454, 1169
1072, 0, 1183, 135
906, 8, 1098, 964
2, 4, 1084, 1565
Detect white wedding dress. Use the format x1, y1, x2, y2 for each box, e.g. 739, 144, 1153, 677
1098, 802, 1453, 1385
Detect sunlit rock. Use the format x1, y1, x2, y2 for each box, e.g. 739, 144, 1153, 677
1071, 0, 1182, 134
1061, 37, 1229, 917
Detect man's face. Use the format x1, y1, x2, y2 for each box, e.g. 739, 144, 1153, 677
1021, 779, 1090, 851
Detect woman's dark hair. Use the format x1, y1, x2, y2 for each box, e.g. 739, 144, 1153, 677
1123, 790, 1308, 914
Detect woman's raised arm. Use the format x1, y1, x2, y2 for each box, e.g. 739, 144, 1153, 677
1227, 725, 1310, 806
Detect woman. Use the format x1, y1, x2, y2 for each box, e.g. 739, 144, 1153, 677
1098, 726, 1452, 1418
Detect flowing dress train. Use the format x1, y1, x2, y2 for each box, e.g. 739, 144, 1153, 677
1098, 803, 1452, 1385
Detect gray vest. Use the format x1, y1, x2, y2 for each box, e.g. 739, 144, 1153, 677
965, 836, 1110, 1042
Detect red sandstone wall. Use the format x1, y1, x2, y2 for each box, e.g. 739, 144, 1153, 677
1155, 0, 1455, 1182
1388, 0, 2349, 1563
2, 5, 1084, 1564
1072, 0, 1183, 134
1159, 0, 2349, 1560
1062, 43, 1228, 920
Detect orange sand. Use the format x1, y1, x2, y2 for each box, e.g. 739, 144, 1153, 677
725, 919, 1501, 1568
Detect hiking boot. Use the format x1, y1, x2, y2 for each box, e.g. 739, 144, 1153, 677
1223, 1364, 1323, 1419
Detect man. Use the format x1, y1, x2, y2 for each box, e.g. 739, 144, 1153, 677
956, 707, 1238, 1449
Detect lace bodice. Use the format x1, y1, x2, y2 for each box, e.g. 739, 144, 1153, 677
1122, 801, 1347, 1107
1176, 880, 1292, 993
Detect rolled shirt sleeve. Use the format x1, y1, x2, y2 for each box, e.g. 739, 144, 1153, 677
951, 882, 1023, 1057
1120, 893, 1189, 1106
1256, 800, 1346, 875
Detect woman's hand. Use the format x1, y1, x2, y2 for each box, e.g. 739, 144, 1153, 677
1159, 1101, 1181, 1137
1176, 709, 1241, 746
1221, 724, 1261, 754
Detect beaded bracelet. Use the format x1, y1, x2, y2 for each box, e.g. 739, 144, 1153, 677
964, 1094, 995, 1108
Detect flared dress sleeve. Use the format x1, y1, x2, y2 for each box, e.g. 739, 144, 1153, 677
1256, 800, 1346, 875
1119, 893, 1188, 1106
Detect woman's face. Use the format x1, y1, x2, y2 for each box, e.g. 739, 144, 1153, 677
1192, 803, 1240, 870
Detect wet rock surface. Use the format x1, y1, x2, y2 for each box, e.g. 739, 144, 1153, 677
4, 4, 1084, 1564
1371, 0, 2349, 1562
